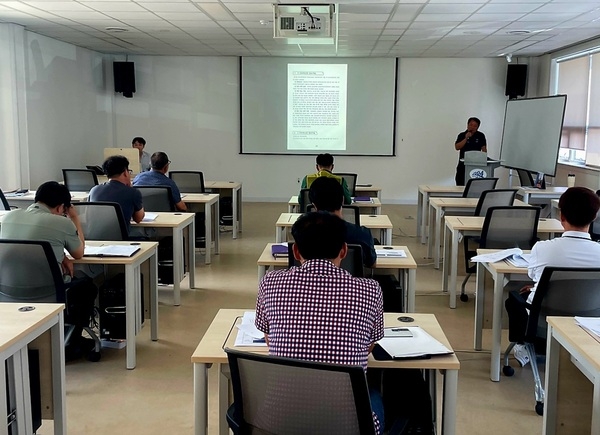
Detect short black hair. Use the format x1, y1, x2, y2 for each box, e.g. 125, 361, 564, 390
309, 176, 343, 212
291, 212, 346, 260
316, 153, 334, 168
102, 155, 130, 178
150, 152, 169, 170
132, 137, 146, 146
558, 187, 600, 227
467, 117, 481, 126
35, 181, 72, 208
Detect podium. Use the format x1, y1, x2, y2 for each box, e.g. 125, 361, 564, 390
462, 151, 502, 184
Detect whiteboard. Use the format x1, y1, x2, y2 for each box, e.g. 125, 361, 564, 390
499, 95, 567, 176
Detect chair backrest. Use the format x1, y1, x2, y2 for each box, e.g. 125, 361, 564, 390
306, 205, 361, 226
73, 202, 129, 241
336, 173, 358, 196
480, 206, 541, 250
462, 177, 498, 198
474, 189, 517, 217
168, 171, 205, 193
299, 188, 311, 213
288, 243, 364, 277
134, 186, 175, 212
590, 214, 600, 241
0, 240, 65, 303
516, 169, 535, 187
526, 267, 600, 341
0, 188, 10, 210
62, 169, 99, 192
225, 349, 376, 435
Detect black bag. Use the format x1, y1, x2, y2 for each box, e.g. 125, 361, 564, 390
99, 273, 143, 340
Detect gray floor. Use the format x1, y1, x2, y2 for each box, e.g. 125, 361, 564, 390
57, 203, 542, 434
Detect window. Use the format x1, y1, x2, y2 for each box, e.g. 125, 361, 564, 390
554, 49, 600, 166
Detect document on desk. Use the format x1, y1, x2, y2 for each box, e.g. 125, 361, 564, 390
505, 254, 531, 268
140, 212, 158, 222
83, 245, 140, 257
376, 326, 452, 359
575, 317, 600, 343
470, 248, 524, 263
353, 196, 373, 203
235, 311, 267, 347
375, 249, 406, 258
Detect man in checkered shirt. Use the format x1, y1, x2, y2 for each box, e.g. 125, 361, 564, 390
255, 211, 385, 433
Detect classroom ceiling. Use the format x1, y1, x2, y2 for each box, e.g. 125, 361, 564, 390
1, 0, 599, 57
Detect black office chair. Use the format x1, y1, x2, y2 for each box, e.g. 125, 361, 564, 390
73, 202, 129, 241
516, 169, 535, 187
168, 171, 205, 193
590, 214, 600, 241
0, 239, 101, 361
134, 186, 175, 212
472, 189, 518, 218
288, 242, 364, 277
306, 205, 361, 226
336, 173, 358, 197
62, 169, 99, 192
225, 349, 377, 435
502, 267, 600, 415
462, 177, 498, 198
0, 188, 10, 210
298, 188, 311, 213
461, 206, 540, 301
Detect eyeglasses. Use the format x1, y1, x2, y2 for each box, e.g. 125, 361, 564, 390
128, 169, 133, 174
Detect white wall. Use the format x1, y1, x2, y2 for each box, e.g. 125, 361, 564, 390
25, 32, 112, 188
112, 56, 509, 203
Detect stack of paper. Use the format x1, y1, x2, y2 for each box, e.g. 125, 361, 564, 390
375, 249, 407, 258
470, 248, 523, 263
575, 317, 600, 343
235, 311, 267, 347
84, 245, 140, 257
376, 326, 452, 359
505, 253, 531, 268
140, 212, 158, 222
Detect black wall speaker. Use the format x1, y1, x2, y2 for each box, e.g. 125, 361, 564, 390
505, 64, 528, 99
113, 61, 136, 98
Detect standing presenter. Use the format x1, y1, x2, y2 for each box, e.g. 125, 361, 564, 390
454, 117, 487, 186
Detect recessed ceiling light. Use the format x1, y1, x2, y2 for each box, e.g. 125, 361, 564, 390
507, 30, 531, 35
105, 27, 129, 33
259, 20, 271, 26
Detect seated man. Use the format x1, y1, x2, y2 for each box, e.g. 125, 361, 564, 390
132, 136, 151, 172
309, 176, 376, 267
506, 186, 600, 366
0, 181, 97, 358
300, 153, 352, 205
255, 212, 384, 433
133, 151, 187, 211
89, 155, 145, 233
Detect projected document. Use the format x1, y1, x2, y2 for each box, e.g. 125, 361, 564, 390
287, 64, 347, 150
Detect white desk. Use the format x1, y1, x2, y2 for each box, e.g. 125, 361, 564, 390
0, 303, 66, 435
133, 212, 195, 306
417, 185, 464, 245
517, 186, 567, 204
275, 212, 393, 245
72, 241, 158, 369
544, 317, 600, 434
257, 244, 418, 312
442, 216, 563, 308
191, 310, 459, 435
5, 191, 89, 208
288, 195, 382, 214
474, 251, 530, 382
181, 193, 220, 263
428, 197, 528, 268
205, 181, 242, 239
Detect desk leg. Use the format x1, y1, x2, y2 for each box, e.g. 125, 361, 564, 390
449, 229, 459, 309
434, 208, 442, 267
442, 369, 458, 435
218, 364, 229, 435
232, 187, 238, 239
385, 228, 392, 245
592, 378, 600, 434
427, 204, 434, 261
214, 199, 220, 256
258, 265, 267, 281
193, 363, 208, 435
542, 325, 559, 435
417, 190, 423, 241
173, 227, 183, 306
421, 193, 429, 245
238, 185, 243, 234
276, 226, 282, 243
14, 348, 33, 435
126, 264, 137, 369
188, 220, 196, 290
205, 202, 212, 265
442, 225, 450, 292
407, 268, 416, 313
150, 251, 158, 341
474, 262, 486, 351
490, 271, 505, 382
51, 313, 66, 435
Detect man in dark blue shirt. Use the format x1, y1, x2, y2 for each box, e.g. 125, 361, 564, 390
309, 176, 376, 267
133, 152, 187, 211
454, 117, 487, 186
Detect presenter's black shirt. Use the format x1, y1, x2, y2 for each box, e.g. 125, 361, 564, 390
455, 131, 487, 160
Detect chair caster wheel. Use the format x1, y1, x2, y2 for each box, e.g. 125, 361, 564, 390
535, 402, 544, 416
460, 294, 469, 302
87, 351, 101, 362
503, 365, 514, 376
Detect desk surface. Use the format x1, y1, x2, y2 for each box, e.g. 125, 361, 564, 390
476, 248, 530, 274
181, 193, 219, 203
191, 309, 460, 371
5, 191, 89, 202
548, 316, 600, 372
70, 241, 158, 265
445, 216, 563, 232
276, 212, 392, 228
0, 303, 64, 352
518, 186, 568, 195
418, 185, 465, 194
288, 195, 382, 207
132, 211, 195, 228
205, 180, 241, 189
429, 197, 528, 208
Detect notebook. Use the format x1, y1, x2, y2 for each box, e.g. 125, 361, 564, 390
84, 245, 140, 257
353, 196, 373, 202
271, 243, 289, 258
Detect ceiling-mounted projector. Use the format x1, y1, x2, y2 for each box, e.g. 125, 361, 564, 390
273, 4, 336, 45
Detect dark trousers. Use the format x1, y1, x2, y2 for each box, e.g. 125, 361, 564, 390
505, 290, 530, 343
65, 277, 98, 328
455, 163, 465, 186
